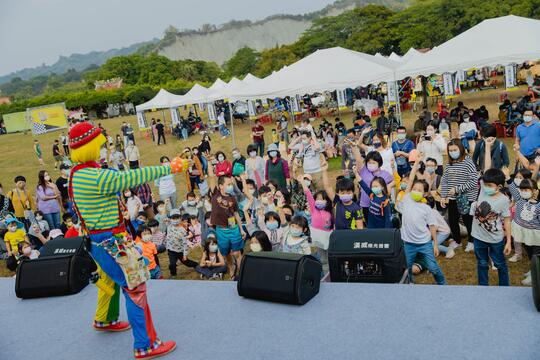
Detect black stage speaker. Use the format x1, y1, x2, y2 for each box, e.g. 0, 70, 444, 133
15, 236, 97, 299
531, 255, 540, 312
328, 229, 408, 283
237, 252, 321, 305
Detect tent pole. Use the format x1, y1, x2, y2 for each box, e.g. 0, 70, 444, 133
228, 101, 236, 148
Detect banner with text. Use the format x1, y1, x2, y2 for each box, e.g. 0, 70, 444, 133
136, 111, 147, 129
387, 81, 397, 104
442, 73, 455, 97
207, 102, 217, 122
504, 64, 517, 90
247, 100, 256, 119
170, 108, 180, 126
291, 95, 301, 114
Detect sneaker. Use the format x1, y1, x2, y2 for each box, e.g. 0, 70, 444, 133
135, 340, 176, 359
221, 135, 227, 139
93, 321, 131, 332
491, 262, 497, 271
524, 271, 531, 277
445, 248, 456, 259
448, 241, 460, 250
464, 242, 475, 253
522, 274, 532, 286
508, 254, 522, 263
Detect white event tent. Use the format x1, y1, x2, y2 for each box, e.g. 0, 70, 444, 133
395, 15, 540, 79
135, 89, 183, 112
227, 47, 399, 101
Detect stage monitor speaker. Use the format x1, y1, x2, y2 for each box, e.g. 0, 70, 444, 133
328, 229, 408, 283
531, 254, 540, 312
237, 252, 321, 305
15, 236, 97, 299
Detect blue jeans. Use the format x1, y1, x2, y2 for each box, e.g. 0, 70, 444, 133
437, 232, 450, 254
181, 128, 188, 140
255, 141, 265, 157
149, 266, 162, 279
219, 124, 228, 137
473, 237, 509, 286
43, 212, 61, 230
404, 241, 446, 285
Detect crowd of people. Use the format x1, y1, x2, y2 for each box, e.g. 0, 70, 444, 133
1, 94, 540, 286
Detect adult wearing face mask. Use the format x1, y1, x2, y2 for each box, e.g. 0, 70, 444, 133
392, 126, 415, 177
207, 161, 246, 278
36, 170, 63, 230
214, 151, 232, 177
515, 110, 540, 167
154, 156, 178, 208
183, 148, 204, 192
231, 148, 246, 178
417, 124, 447, 171
440, 139, 479, 253
459, 113, 478, 153
7, 176, 36, 229
245, 144, 265, 187
265, 143, 290, 190
125, 140, 141, 169
352, 145, 394, 221
289, 131, 323, 189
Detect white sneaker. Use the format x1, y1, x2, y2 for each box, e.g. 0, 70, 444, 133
448, 241, 460, 250
491, 261, 497, 271
464, 242, 475, 253
524, 271, 531, 278
522, 274, 532, 286
445, 248, 456, 259
508, 254, 522, 263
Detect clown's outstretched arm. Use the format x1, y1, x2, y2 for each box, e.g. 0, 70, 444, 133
96, 166, 172, 195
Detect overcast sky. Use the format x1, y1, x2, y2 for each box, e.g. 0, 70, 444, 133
0, 0, 335, 76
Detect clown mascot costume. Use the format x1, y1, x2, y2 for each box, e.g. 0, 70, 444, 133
68, 122, 180, 359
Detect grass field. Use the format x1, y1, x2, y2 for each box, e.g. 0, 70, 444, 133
0, 85, 531, 285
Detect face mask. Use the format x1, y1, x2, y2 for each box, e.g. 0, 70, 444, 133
8, 226, 17, 232
269, 151, 277, 158
142, 235, 152, 242
225, 185, 234, 194
162, 162, 170, 166
171, 219, 181, 225
523, 116, 533, 122
519, 190, 532, 200
373, 142, 382, 149
303, 180, 311, 188
367, 163, 379, 172
232, 153, 240, 160
249, 151, 257, 158
36, 216, 43, 221
209, 244, 218, 252
426, 167, 436, 174
125, 192, 132, 198
484, 187, 497, 196
339, 194, 353, 203
463, 117, 470, 123
157, 206, 166, 213
266, 221, 279, 230
410, 191, 424, 202
397, 133, 406, 140
400, 182, 407, 190
66, 221, 73, 227
371, 186, 382, 195
261, 197, 269, 205
250, 243, 262, 253
514, 178, 522, 187
44, 175, 51, 182
315, 200, 327, 209
187, 200, 196, 206
217, 156, 225, 162
302, 139, 309, 145
426, 130, 435, 136
63, 170, 70, 177
193, 149, 199, 154
290, 228, 304, 238
448, 150, 461, 160
23, 247, 32, 256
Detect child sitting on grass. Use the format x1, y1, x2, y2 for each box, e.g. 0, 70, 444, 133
195, 237, 227, 280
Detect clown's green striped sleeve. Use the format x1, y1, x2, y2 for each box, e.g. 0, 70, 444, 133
96, 166, 171, 195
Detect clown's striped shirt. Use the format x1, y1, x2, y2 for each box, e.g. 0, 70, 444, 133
71, 166, 171, 230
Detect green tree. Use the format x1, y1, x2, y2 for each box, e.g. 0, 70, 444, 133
224, 47, 260, 77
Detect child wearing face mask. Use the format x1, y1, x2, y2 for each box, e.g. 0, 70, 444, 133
248, 231, 273, 253
195, 238, 227, 280
4, 218, 27, 258
281, 215, 311, 255
180, 192, 202, 217
254, 210, 286, 251
511, 179, 540, 286
165, 210, 198, 279
322, 161, 364, 230
135, 225, 162, 279
469, 168, 512, 286
506, 168, 533, 263
124, 188, 143, 221
354, 173, 392, 229
153, 200, 169, 233
147, 219, 166, 253
401, 155, 446, 285
33, 211, 50, 233
20, 241, 40, 259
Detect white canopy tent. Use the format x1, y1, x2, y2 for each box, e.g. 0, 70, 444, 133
402, 48, 422, 62
228, 47, 399, 101
174, 83, 209, 107
395, 15, 540, 79
242, 73, 260, 84
135, 89, 184, 112
388, 52, 403, 62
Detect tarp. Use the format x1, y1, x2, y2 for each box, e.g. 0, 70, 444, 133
228, 47, 399, 101
395, 15, 540, 79
3, 111, 30, 133
135, 89, 184, 112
